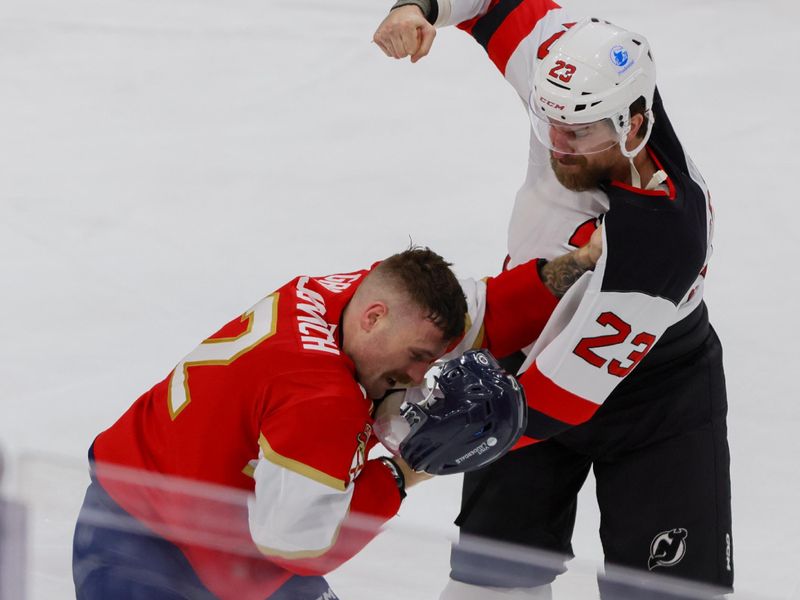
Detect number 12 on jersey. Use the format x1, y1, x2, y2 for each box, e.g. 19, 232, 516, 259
168, 294, 279, 419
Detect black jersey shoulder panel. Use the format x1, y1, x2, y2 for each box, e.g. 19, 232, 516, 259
598, 90, 708, 306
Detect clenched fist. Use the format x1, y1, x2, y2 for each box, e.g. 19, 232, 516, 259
373, 5, 437, 63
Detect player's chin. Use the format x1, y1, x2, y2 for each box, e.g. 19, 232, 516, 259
363, 377, 393, 400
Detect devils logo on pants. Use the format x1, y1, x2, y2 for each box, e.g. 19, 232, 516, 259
648, 528, 688, 570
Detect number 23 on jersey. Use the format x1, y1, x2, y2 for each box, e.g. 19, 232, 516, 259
573, 311, 656, 378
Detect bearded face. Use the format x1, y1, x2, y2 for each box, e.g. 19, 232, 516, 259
549, 148, 621, 192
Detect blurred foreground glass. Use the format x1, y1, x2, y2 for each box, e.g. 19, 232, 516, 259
1, 453, 785, 600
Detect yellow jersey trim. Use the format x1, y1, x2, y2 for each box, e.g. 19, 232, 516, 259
258, 433, 347, 492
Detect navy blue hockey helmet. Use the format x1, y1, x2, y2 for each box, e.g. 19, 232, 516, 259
398, 349, 527, 475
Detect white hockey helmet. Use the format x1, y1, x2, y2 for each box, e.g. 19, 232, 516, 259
529, 17, 656, 158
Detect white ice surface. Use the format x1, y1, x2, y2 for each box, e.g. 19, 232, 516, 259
1, 0, 798, 598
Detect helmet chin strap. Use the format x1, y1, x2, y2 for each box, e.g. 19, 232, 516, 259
629, 158, 642, 188
616, 109, 655, 189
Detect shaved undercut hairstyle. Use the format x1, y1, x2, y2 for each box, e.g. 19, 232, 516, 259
373, 247, 467, 341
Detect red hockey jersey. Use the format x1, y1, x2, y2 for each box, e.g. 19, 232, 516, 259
92, 259, 557, 598
93, 269, 402, 598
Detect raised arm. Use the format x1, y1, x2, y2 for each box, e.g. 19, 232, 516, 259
373, 4, 437, 63
374, 0, 574, 103
373, 0, 495, 62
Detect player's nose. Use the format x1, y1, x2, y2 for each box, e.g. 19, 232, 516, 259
549, 128, 573, 154
407, 363, 429, 386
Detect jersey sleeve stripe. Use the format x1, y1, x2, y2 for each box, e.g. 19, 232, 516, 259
259, 434, 347, 491
455, 0, 501, 36
510, 434, 539, 450
256, 530, 341, 560
459, 0, 560, 73
467, 0, 521, 46
462, 310, 487, 350
520, 362, 600, 425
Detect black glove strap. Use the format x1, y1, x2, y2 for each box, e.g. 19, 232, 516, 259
390, 0, 438, 25
379, 457, 407, 500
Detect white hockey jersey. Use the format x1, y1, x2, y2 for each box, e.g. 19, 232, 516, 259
433, 0, 715, 445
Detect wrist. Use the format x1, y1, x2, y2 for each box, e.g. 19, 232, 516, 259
574, 245, 594, 270
379, 457, 407, 499
390, 0, 437, 24
394, 455, 434, 487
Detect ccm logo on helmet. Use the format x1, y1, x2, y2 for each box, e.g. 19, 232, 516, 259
540, 97, 565, 111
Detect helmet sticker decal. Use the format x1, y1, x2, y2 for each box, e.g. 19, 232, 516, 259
610, 45, 634, 74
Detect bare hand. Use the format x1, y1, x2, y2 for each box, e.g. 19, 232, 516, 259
577, 225, 603, 269
373, 5, 436, 63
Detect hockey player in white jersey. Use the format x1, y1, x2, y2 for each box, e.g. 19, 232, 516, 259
375, 2, 732, 598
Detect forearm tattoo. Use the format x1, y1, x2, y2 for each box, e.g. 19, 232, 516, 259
540, 252, 592, 298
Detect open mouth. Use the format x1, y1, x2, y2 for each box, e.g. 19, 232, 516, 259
556, 156, 584, 166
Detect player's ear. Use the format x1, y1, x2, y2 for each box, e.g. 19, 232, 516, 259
627, 112, 645, 145
361, 302, 388, 332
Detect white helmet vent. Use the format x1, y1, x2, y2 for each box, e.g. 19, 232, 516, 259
547, 80, 570, 91
530, 16, 656, 130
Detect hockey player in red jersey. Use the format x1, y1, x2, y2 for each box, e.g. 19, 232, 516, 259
72, 244, 603, 600
375, 2, 732, 598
